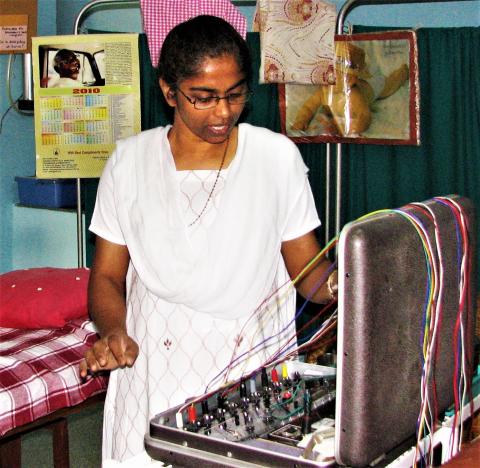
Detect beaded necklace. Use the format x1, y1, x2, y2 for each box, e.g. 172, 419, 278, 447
188, 136, 229, 227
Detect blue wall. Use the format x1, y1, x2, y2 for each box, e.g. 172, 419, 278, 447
0, 0, 478, 272
0, 1, 57, 272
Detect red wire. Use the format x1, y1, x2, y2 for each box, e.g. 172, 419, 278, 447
225, 241, 338, 382
435, 197, 470, 455
408, 203, 442, 437
263, 299, 337, 367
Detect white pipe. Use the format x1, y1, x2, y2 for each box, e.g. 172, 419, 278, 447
22, 53, 34, 102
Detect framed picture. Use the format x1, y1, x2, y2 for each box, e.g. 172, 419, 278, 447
279, 30, 420, 145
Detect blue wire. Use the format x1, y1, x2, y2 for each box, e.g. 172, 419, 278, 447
395, 208, 433, 369
204, 262, 336, 392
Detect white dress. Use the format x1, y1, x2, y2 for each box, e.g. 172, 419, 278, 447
90, 124, 321, 462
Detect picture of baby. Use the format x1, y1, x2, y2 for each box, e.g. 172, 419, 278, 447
282, 30, 419, 145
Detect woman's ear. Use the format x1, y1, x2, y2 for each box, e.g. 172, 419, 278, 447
159, 78, 177, 107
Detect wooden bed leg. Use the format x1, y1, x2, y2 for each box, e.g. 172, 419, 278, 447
0, 434, 22, 468
49, 418, 69, 468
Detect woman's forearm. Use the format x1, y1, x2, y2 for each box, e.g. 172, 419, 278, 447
88, 270, 128, 338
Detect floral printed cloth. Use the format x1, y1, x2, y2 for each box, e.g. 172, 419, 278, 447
254, 0, 336, 84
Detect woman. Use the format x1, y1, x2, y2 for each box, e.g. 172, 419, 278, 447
80, 15, 337, 463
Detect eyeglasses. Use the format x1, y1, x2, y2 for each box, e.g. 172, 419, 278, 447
176, 87, 252, 110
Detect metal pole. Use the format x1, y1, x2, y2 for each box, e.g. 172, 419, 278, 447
72, 1, 138, 265
336, 0, 476, 33
73, 44, 84, 267
74, 0, 139, 34
325, 143, 331, 247
335, 143, 342, 239
22, 53, 34, 101
76, 178, 83, 267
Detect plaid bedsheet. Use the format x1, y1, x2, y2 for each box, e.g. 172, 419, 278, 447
0, 318, 109, 437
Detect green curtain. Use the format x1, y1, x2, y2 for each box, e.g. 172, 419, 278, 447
344, 27, 480, 223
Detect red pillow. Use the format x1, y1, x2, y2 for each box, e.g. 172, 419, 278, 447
0, 267, 90, 329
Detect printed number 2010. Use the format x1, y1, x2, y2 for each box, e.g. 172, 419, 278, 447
73, 88, 101, 94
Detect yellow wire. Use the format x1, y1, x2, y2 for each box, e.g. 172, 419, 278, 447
291, 237, 338, 286
356, 209, 436, 358
358, 209, 438, 466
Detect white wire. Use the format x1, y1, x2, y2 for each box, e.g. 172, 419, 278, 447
223, 282, 295, 384
6, 53, 34, 116
431, 197, 470, 460
222, 280, 295, 383
400, 206, 440, 468
413, 203, 446, 462
442, 197, 469, 455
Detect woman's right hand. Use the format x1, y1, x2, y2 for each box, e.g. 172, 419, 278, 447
79, 330, 139, 378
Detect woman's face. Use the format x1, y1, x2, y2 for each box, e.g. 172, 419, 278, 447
161, 54, 248, 145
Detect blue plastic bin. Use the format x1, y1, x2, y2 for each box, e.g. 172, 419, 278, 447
15, 176, 77, 208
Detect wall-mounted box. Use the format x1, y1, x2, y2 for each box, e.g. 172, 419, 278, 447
15, 176, 77, 208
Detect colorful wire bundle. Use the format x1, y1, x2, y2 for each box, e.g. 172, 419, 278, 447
433, 197, 473, 459
411, 197, 472, 465
214, 237, 338, 389
176, 237, 338, 416
174, 196, 473, 466
355, 196, 472, 467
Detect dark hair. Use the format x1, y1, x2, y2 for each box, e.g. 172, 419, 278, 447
157, 15, 251, 89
